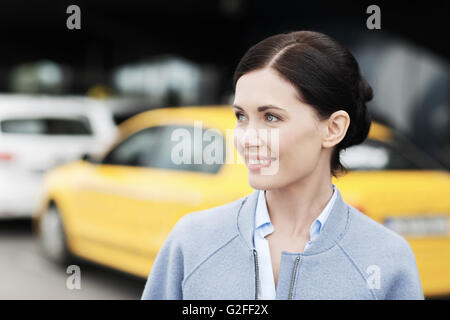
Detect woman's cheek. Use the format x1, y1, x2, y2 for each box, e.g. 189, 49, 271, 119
281, 131, 320, 174
233, 127, 244, 156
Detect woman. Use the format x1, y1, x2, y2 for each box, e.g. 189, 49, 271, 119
141, 30, 424, 300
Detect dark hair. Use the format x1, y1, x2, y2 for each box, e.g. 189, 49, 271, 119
233, 30, 373, 178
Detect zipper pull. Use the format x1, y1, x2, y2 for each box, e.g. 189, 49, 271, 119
288, 256, 301, 300
253, 249, 259, 300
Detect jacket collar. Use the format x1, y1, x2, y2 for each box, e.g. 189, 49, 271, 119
236, 185, 350, 255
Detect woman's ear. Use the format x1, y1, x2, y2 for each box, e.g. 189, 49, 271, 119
322, 110, 350, 149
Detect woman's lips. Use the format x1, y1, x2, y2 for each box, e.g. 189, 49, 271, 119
246, 156, 277, 171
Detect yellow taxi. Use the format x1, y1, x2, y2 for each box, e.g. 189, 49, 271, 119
32, 105, 450, 298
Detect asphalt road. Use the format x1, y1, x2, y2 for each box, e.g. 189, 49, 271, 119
0, 218, 146, 300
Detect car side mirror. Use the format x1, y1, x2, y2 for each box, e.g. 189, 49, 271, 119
81, 153, 100, 164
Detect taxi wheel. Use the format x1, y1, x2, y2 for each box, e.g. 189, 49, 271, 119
39, 205, 72, 265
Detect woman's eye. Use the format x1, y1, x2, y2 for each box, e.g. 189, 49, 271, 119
235, 112, 246, 121
265, 113, 280, 122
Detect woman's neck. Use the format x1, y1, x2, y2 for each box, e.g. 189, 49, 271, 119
265, 177, 334, 239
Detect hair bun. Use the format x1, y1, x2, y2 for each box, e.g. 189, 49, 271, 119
346, 77, 373, 148
358, 77, 373, 103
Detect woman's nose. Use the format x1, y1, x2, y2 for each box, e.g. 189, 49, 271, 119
240, 127, 265, 148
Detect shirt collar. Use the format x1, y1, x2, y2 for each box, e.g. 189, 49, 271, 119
255, 189, 271, 230
254, 184, 338, 236
314, 184, 337, 232
238, 184, 349, 255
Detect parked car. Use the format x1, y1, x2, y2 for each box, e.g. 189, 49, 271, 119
33, 105, 450, 297
0, 94, 117, 218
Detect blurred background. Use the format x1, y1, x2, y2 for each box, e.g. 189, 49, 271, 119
0, 0, 448, 299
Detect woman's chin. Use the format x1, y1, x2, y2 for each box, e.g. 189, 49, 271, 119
248, 173, 280, 190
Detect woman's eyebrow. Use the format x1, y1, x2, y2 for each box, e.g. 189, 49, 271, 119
233, 104, 286, 112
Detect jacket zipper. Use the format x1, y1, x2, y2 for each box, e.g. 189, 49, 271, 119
253, 249, 259, 300
288, 256, 301, 300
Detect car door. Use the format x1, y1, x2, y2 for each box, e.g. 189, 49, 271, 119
72, 123, 227, 276
70, 126, 165, 265
130, 124, 227, 266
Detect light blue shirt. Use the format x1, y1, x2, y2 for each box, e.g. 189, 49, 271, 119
254, 184, 338, 299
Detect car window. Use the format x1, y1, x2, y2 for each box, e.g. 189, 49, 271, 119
341, 139, 420, 170
341, 138, 444, 171
102, 125, 225, 174
0, 117, 92, 135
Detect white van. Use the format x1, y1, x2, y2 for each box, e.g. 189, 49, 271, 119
0, 94, 118, 218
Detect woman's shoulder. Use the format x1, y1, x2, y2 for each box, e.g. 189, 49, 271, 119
179, 195, 248, 230
340, 204, 418, 269
167, 194, 251, 250
345, 205, 410, 247
340, 204, 423, 299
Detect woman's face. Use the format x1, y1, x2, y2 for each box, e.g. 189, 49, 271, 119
233, 67, 329, 190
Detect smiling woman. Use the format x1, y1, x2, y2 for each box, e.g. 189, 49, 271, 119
141, 30, 424, 300
232, 31, 373, 180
